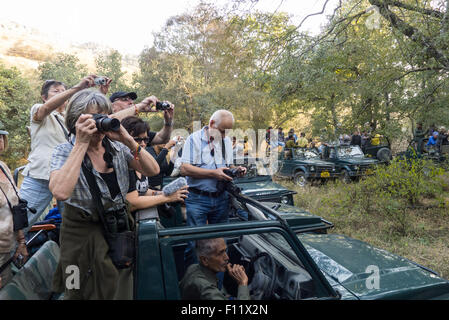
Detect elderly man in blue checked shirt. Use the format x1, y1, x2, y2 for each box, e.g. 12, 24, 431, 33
180, 110, 246, 268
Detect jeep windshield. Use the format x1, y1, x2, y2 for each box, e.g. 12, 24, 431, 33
295, 149, 320, 159
337, 146, 364, 158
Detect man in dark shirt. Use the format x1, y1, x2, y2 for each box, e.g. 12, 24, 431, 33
179, 238, 250, 300
350, 130, 362, 148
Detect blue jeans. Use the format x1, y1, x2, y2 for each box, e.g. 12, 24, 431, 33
19, 176, 64, 227
183, 191, 229, 269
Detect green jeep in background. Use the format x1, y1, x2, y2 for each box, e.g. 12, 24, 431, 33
276, 148, 339, 187
322, 145, 380, 183
232, 157, 297, 205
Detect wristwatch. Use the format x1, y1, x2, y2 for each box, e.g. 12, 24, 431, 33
164, 120, 174, 127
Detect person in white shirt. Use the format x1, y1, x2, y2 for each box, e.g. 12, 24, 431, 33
20, 76, 108, 225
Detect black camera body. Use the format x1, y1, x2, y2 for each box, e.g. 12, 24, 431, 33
92, 114, 120, 132
155, 101, 171, 111
216, 168, 243, 194
12, 199, 32, 231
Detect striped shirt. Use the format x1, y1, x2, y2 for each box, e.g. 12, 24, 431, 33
50, 137, 133, 216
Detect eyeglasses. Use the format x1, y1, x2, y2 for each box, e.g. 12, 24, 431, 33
134, 137, 150, 144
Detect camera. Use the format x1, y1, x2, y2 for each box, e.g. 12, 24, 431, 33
155, 101, 171, 111
223, 168, 243, 178
216, 168, 243, 194
12, 199, 35, 231
92, 114, 120, 132
94, 77, 107, 86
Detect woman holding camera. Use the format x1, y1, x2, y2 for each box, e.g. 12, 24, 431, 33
120, 116, 188, 211
0, 122, 28, 289
49, 89, 159, 300
20, 75, 111, 226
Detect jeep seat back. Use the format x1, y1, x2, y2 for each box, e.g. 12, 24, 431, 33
0, 240, 60, 300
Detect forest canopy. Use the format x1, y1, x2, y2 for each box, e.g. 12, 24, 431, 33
1, 0, 449, 167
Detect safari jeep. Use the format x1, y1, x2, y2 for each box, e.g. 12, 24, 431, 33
134, 190, 449, 300
277, 148, 339, 187
322, 145, 380, 183
1, 188, 449, 300
232, 157, 297, 205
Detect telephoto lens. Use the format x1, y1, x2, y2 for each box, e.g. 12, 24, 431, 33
92, 114, 120, 132
155, 101, 171, 111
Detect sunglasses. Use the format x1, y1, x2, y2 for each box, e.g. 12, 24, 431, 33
134, 137, 150, 144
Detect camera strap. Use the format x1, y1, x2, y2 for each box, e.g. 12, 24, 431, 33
81, 160, 111, 233
0, 165, 20, 208
53, 113, 70, 143
0, 184, 14, 212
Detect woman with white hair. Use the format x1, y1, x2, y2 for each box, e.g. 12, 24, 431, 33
49, 89, 159, 299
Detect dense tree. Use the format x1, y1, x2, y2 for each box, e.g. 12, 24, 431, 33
95, 49, 131, 93
37, 53, 88, 87
0, 64, 37, 168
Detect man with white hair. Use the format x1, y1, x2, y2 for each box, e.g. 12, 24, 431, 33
180, 110, 246, 267
179, 238, 250, 300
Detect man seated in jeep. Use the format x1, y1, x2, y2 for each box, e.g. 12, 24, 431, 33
179, 238, 250, 300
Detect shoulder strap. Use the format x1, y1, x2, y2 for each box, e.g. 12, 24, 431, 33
0, 165, 20, 199
0, 185, 13, 212
53, 113, 70, 142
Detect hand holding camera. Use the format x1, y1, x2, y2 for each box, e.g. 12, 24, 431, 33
215, 167, 234, 181
94, 76, 112, 95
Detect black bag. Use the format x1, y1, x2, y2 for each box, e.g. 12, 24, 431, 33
157, 203, 176, 219
81, 162, 135, 270
104, 231, 135, 269
11, 199, 29, 231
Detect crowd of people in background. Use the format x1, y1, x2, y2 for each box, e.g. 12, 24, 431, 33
260, 123, 449, 157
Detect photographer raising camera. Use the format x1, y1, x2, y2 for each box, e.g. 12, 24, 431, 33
180, 110, 246, 268
48, 89, 159, 300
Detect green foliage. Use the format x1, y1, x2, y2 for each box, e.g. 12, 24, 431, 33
134, 4, 296, 131
0, 63, 37, 168
319, 158, 447, 235
95, 50, 131, 93
37, 53, 88, 87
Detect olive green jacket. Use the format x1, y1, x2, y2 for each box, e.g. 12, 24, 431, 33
179, 264, 250, 300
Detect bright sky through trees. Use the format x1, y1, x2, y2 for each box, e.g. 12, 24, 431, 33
0, 0, 339, 54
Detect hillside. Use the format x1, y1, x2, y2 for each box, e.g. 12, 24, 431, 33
0, 19, 139, 78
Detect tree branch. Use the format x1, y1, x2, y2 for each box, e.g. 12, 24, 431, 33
369, 0, 449, 69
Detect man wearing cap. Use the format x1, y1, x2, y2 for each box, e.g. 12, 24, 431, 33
109, 91, 175, 146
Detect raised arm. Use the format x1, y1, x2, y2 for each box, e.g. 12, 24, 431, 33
105, 124, 160, 177
49, 114, 96, 200
34, 75, 96, 122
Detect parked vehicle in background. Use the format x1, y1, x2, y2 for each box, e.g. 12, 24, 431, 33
276, 148, 339, 187
362, 135, 392, 163
322, 145, 380, 183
